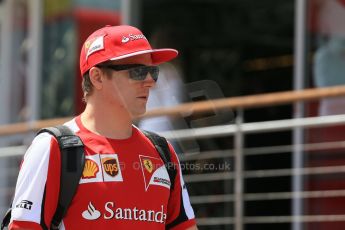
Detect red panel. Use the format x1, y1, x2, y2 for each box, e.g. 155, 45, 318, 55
307, 222, 345, 230
305, 101, 345, 229
307, 197, 345, 215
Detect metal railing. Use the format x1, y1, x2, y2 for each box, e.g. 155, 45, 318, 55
2, 85, 345, 229
160, 113, 345, 228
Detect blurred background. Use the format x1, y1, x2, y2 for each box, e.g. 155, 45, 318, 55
1, 0, 345, 229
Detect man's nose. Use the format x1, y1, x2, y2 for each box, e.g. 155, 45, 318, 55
143, 73, 156, 87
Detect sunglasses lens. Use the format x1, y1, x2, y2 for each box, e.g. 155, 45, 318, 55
148, 67, 159, 81
129, 66, 159, 82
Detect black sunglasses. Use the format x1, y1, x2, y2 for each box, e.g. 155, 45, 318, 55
97, 64, 159, 82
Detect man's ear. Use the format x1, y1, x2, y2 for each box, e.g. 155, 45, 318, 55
89, 67, 104, 90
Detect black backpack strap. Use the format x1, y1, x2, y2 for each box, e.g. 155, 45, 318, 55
37, 125, 85, 230
1, 208, 11, 230
142, 130, 177, 190
1, 125, 85, 230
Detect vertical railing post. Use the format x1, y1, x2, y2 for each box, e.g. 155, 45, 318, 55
121, 0, 141, 27
293, 1, 307, 230
27, 0, 43, 123
0, 0, 14, 126
234, 108, 244, 230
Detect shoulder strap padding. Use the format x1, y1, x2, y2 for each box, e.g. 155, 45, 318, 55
142, 130, 177, 190
38, 125, 85, 229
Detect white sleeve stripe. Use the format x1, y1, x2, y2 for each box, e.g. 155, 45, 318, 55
10, 133, 53, 225
175, 152, 195, 220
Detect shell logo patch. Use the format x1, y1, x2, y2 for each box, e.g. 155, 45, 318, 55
139, 155, 171, 191
82, 159, 99, 179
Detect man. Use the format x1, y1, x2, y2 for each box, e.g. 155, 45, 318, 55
9, 25, 197, 230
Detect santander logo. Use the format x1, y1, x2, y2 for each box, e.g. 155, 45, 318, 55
81, 201, 167, 224
82, 202, 101, 220
121, 34, 147, 43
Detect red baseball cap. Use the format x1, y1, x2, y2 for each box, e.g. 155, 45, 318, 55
79, 25, 178, 76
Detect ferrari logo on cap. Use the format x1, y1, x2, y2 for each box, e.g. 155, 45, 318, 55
85, 36, 104, 59
84, 40, 91, 49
